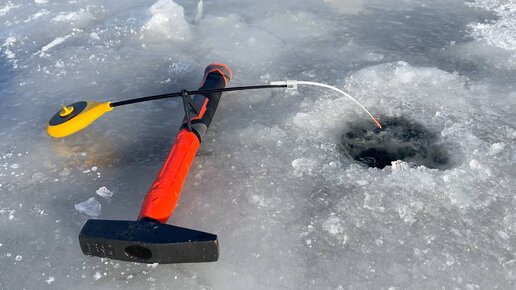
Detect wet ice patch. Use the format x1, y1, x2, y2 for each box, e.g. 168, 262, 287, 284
324, 0, 364, 14
142, 0, 191, 41
197, 13, 281, 66
74, 197, 101, 217
257, 10, 337, 41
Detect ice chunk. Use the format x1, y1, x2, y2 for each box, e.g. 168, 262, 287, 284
142, 0, 191, 41
45, 276, 55, 284
74, 197, 101, 217
40, 35, 72, 53
95, 186, 113, 198
93, 271, 102, 280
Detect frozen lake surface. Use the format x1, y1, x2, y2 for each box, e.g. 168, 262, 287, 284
0, 0, 515, 289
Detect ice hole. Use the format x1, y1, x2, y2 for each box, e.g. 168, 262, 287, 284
340, 116, 451, 169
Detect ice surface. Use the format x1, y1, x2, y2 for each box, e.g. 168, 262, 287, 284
0, 0, 515, 289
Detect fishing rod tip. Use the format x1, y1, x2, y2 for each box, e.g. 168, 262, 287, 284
373, 117, 382, 129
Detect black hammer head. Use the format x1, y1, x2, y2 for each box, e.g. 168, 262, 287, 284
79, 219, 218, 264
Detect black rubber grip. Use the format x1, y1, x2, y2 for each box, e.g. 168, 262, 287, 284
180, 65, 231, 137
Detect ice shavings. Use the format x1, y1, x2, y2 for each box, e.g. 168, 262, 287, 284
74, 197, 101, 217
467, 0, 516, 52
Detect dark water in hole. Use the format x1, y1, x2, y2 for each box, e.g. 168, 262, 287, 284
339, 116, 451, 169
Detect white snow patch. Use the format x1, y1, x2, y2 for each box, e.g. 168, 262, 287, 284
74, 197, 101, 217
34, 0, 49, 4
95, 186, 113, 198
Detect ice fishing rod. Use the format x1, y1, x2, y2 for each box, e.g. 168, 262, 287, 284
47, 78, 380, 138
109, 84, 288, 107
48, 64, 382, 264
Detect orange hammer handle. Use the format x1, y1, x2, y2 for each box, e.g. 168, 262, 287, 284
138, 64, 232, 223
138, 129, 200, 223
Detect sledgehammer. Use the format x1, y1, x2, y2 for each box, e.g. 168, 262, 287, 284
78, 64, 232, 263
